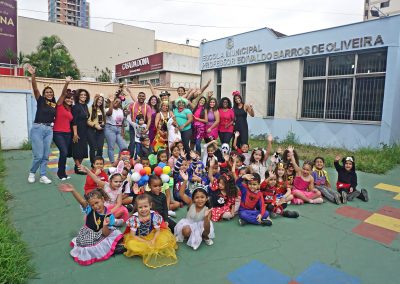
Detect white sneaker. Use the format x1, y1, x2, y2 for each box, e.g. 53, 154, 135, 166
28, 173, 35, 183
39, 176, 52, 184
168, 210, 176, 217
204, 239, 214, 246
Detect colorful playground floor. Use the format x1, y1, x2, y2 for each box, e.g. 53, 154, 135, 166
3, 150, 400, 284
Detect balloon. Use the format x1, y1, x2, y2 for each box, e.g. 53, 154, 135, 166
139, 169, 146, 176
144, 166, 151, 176
148, 154, 157, 166
134, 163, 143, 172
161, 174, 170, 183
142, 175, 149, 183
138, 179, 146, 187
131, 172, 141, 182
162, 166, 171, 175
154, 166, 163, 176
158, 162, 166, 168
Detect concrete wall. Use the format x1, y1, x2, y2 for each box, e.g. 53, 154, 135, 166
18, 17, 155, 78
163, 53, 201, 75
246, 63, 267, 117
155, 40, 199, 57
221, 67, 240, 99
169, 73, 201, 89
275, 59, 302, 119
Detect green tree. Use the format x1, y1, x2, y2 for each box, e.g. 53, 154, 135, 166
25, 35, 80, 79
4, 48, 16, 65
96, 67, 112, 82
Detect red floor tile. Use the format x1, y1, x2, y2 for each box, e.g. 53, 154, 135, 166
377, 206, 400, 219
335, 206, 373, 221
352, 222, 398, 245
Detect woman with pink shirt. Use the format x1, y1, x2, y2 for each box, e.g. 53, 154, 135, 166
191, 96, 208, 154
218, 97, 235, 145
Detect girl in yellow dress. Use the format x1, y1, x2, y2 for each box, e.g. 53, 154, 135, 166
124, 194, 177, 268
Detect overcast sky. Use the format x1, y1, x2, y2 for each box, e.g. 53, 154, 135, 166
18, 0, 365, 45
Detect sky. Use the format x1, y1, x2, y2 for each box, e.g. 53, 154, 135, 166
17, 0, 366, 45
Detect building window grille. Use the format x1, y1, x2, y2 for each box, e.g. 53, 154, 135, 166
267, 62, 277, 117
301, 49, 387, 122
239, 66, 247, 102
216, 69, 222, 101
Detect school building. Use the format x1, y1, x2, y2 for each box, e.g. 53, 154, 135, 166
200, 15, 400, 149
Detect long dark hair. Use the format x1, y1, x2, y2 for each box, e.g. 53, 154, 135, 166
193, 97, 207, 119
233, 95, 243, 109
206, 97, 218, 112
74, 89, 90, 104
191, 187, 210, 208
90, 95, 106, 122
147, 95, 160, 112
219, 173, 238, 198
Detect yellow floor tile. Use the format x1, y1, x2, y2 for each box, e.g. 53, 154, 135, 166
394, 194, 400, 201
364, 213, 400, 233
48, 155, 57, 160
374, 183, 400, 193
47, 164, 58, 169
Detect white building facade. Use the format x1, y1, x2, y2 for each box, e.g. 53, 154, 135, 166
200, 16, 400, 149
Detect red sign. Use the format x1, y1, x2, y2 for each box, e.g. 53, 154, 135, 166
0, 0, 17, 64
0, 67, 24, 76
115, 53, 163, 78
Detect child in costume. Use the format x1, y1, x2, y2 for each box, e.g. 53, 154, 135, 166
236, 173, 272, 226
287, 146, 323, 205
124, 194, 177, 268
174, 170, 214, 250
153, 122, 168, 152
334, 155, 368, 203
261, 170, 299, 218
59, 184, 123, 266
233, 131, 250, 165
209, 172, 240, 222
313, 157, 341, 204
249, 134, 272, 181
84, 156, 108, 195
80, 163, 129, 224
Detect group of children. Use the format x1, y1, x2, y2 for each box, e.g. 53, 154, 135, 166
59, 134, 369, 268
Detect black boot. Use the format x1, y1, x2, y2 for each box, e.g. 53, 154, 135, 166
341, 191, 347, 204
358, 189, 369, 202
282, 210, 299, 218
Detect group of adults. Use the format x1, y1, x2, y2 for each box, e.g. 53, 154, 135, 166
26, 64, 255, 184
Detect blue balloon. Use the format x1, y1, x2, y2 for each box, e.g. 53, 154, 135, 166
138, 179, 145, 187
142, 175, 149, 183
158, 162, 166, 168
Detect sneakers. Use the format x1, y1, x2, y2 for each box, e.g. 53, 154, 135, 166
28, 173, 35, 183
282, 210, 299, 218
113, 244, 127, 255
360, 189, 369, 202
59, 175, 71, 181
238, 218, 247, 226
168, 210, 177, 217
292, 198, 304, 205
39, 176, 52, 184
261, 218, 273, 226
204, 239, 214, 246
333, 193, 341, 205
311, 197, 324, 204
341, 191, 347, 204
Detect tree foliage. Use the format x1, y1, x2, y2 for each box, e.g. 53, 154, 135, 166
95, 67, 112, 82
25, 35, 80, 79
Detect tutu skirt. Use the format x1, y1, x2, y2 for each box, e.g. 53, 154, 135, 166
193, 122, 206, 140
174, 218, 215, 250
124, 229, 178, 268
70, 226, 123, 266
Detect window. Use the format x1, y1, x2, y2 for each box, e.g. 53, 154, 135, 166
216, 69, 222, 101
267, 63, 277, 117
301, 49, 387, 122
381, 1, 390, 8
239, 66, 247, 102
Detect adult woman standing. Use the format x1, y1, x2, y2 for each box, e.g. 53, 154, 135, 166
26, 64, 57, 184
173, 97, 193, 157
218, 97, 235, 145
155, 99, 174, 131
72, 89, 90, 174
52, 82, 74, 180
233, 91, 254, 147
87, 94, 106, 165
105, 97, 127, 164
191, 96, 208, 154
205, 95, 220, 142
147, 94, 160, 142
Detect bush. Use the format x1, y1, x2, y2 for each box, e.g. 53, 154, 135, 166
20, 140, 32, 151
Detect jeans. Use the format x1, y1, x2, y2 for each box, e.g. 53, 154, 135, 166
195, 139, 202, 155
180, 128, 192, 159
30, 123, 53, 177
128, 125, 136, 158
53, 131, 72, 178
135, 142, 141, 159
87, 127, 105, 163
105, 124, 127, 163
